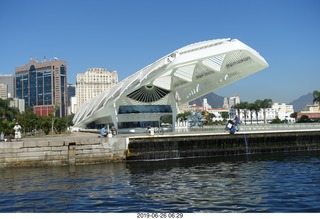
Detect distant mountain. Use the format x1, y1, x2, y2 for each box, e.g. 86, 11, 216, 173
190, 92, 225, 108
289, 93, 313, 112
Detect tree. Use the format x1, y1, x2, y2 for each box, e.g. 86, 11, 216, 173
248, 103, 257, 124
232, 103, 242, 121
256, 99, 273, 124
232, 102, 251, 124
313, 90, 320, 109
221, 112, 229, 120
16, 107, 38, 133
176, 112, 191, 122
160, 115, 172, 124
0, 119, 15, 135
55, 117, 68, 134
298, 115, 310, 123
39, 115, 53, 135
0, 98, 20, 136
0, 98, 19, 121
241, 102, 249, 124
253, 100, 262, 124
270, 117, 283, 124
290, 112, 297, 120
67, 114, 74, 127
203, 112, 215, 125
51, 104, 60, 136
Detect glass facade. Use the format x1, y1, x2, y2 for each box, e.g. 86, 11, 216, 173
22, 75, 28, 105
118, 121, 160, 129
15, 61, 67, 117
16, 75, 22, 99
60, 65, 66, 117
118, 105, 172, 114
117, 105, 172, 129
29, 65, 37, 106
43, 70, 52, 105
37, 72, 43, 105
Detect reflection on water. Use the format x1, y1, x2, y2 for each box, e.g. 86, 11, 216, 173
0, 152, 320, 212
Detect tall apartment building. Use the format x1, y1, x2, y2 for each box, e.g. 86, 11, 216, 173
202, 98, 212, 111
228, 95, 240, 108
0, 74, 14, 98
76, 68, 118, 108
9, 98, 25, 113
67, 84, 76, 105
15, 59, 67, 117
0, 84, 7, 99
223, 97, 229, 109
67, 84, 76, 115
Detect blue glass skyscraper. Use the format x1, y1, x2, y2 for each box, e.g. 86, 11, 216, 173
15, 59, 67, 117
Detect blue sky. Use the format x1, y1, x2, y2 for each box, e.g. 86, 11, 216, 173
0, 0, 319, 104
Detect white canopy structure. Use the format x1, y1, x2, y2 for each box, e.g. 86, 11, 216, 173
73, 38, 268, 132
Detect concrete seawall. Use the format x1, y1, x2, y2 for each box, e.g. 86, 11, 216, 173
0, 130, 320, 167
127, 130, 320, 160
0, 137, 127, 168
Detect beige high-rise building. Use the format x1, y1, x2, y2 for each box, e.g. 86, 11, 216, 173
0, 74, 14, 98
228, 95, 240, 108
0, 83, 7, 99
76, 68, 118, 109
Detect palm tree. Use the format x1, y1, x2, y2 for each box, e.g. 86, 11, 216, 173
259, 99, 273, 124
232, 103, 242, 121
254, 100, 263, 124
248, 103, 257, 124
313, 90, 320, 110
232, 102, 250, 124
221, 112, 229, 121
241, 102, 249, 124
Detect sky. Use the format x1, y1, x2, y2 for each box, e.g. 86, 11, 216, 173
0, 0, 319, 104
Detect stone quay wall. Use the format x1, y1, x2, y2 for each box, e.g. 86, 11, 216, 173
0, 137, 127, 168
1, 130, 320, 168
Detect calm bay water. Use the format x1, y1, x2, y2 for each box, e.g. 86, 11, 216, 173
0, 151, 320, 213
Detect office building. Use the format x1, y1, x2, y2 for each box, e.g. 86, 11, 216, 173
15, 59, 67, 117
67, 84, 76, 106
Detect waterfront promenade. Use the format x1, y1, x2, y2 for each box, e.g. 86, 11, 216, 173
0, 123, 319, 168
19, 122, 320, 144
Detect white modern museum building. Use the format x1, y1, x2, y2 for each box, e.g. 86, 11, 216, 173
72, 38, 268, 132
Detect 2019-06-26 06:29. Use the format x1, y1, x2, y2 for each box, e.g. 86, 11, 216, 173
137, 213, 183, 218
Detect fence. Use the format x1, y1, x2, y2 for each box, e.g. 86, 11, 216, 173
175, 123, 320, 133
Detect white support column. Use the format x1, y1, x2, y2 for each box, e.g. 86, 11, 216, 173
169, 93, 178, 132
108, 102, 119, 130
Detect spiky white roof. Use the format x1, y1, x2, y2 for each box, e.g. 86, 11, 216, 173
73, 38, 268, 128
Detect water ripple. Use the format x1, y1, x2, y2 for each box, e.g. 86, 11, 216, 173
1, 152, 320, 212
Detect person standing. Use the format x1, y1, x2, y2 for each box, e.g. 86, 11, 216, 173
234, 115, 240, 132
13, 122, 22, 141
234, 115, 240, 126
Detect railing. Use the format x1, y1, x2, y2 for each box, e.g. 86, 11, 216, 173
175, 123, 320, 133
